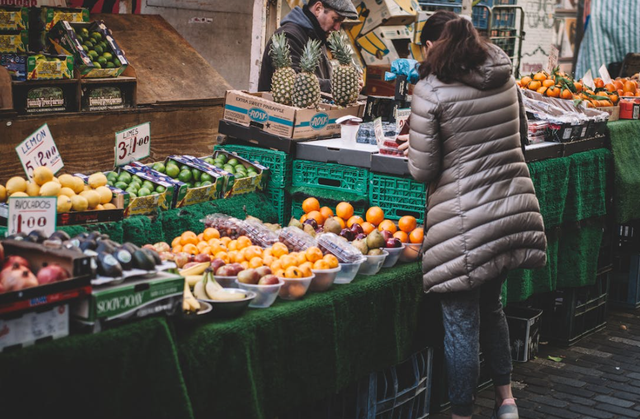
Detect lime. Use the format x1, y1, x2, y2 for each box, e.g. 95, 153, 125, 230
152, 162, 166, 173
115, 181, 128, 190
88, 50, 98, 60
80, 27, 89, 37
194, 182, 201, 188
84, 40, 94, 49
137, 187, 151, 197
201, 180, 212, 186
118, 172, 131, 183
97, 56, 107, 66
102, 52, 113, 61
166, 165, 180, 178
127, 191, 137, 198
178, 170, 192, 183
82, 45, 89, 53
107, 172, 118, 181
126, 187, 138, 195
105, 62, 115, 69
113, 58, 121, 67
94, 45, 104, 56
217, 154, 228, 163
92, 61, 102, 69
201, 173, 213, 183
142, 180, 155, 191
228, 158, 239, 166
99, 41, 107, 50
204, 157, 215, 165
155, 185, 166, 193
91, 32, 102, 41
223, 165, 235, 173
191, 168, 201, 181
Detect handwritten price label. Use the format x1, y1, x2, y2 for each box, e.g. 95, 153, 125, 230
15, 124, 64, 180
7, 196, 57, 237
115, 122, 151, 166
373, 117, 384, 146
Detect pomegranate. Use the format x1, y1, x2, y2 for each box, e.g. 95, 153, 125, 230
36, 263, 70, 285
0, 242, 4, 262
1, 263, 37, 292
2, 255, 29, 270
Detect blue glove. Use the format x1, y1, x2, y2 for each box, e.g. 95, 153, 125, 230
384, 59, 420, 84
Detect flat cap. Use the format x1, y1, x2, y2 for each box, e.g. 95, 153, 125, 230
322, 0, 359, 19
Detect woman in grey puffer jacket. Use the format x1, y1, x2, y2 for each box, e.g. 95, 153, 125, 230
406, 14, 547, 419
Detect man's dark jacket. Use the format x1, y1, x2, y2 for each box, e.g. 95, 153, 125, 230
258, 6, 332, 93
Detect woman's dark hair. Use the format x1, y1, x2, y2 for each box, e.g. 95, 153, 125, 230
419, 17, 489, 83
419, 10, 458, 45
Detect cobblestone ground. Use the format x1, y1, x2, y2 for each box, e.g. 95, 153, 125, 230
432, 309, 640, 419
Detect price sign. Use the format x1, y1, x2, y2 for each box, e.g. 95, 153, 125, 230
7, 196, 57, 237
582, 69, 596, 91
15, 124, 64, 180
373, 117, 384, 146
599, 64, 613, 85
545, 45, 559, 74
115, 122, 151, 166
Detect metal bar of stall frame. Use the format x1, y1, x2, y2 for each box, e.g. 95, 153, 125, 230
489, 5, 525, 78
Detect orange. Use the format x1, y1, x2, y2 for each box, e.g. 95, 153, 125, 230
361, 222, 375, 235
347, 215, 364, 228
240, 261, 250, 269
263, 255, 275, 266
270, 259, 283, 271
249, 256, 264, 268
197, 241, 209, 252
227, 250, 240, 263
614, 80, 624, 91
220, 237, 231, 246
302, 197, 320, 214
542, 79, 555, 88
207, 238, 221, 248
236, 236, 252, 250
263, 248, 272, 258
171, 236, 182, 248
305, 246, 324, 263
560, 88, 572, 100
210, 242, 227, 256
203, 227, 220, 241
604, 83, 616, 92
398, 216, 417, 233
274, 269, 286, 278
624, 80, 637, 94
378, 220, 397, 233
323, 254, 339, 268
394, 231, 409, 243
313, 260, 330, 270
320, 206, 334, 220
172, 245, 182, 253
533, 72, 547, 81
409, 228, 424, 244
272, 242, 289, 258
536, 86, 547, 95
214, 251, 230, 264
336, 202, 354, 220
365, 206, 385, 226
527, 80, 541, 91
294, 251, 307, 265
180, 231, 198, 246
285, 266, 303, 278
574, 81, 583, 92
228, 240, 238, 251
594, 77, 604, 88
307, 210, 325, 226
182, 243, 198, 255
300, 214, 308, 224
280, 255, 297, 269
333, 216, 346, 229
546, 86, 560, 98
199, 246, 212, 256
520, 76, 532, 86
299, 262, 313, 277
244, 245, 263, 261
197, 233, 204, 242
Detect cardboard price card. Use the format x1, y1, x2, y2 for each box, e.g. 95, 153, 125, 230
115, 122, 151, 166
374, 117, 384, 146
7, 196, 57, 237
15, 123, 64, 180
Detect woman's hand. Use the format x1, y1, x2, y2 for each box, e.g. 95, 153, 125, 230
397, 135, 410, 156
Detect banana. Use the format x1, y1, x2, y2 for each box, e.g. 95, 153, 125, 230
208, 290, 246, 301
185, 275, 204, 287
183, 280, 201, 312
193, 278, 209, 300
179, 261, 210, 277
205, 276, 223, 300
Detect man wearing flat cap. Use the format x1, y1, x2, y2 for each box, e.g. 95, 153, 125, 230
258, 0, 359, 94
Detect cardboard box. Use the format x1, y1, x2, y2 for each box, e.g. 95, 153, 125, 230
0, 53, 26, 81
0, 304, 69, 352
26, 53, 73, 80
348, 0, 419, 37
164, 155, 229, 206
357, 25, 422, 66
48, 20, 129, 78
223, 90, 365, 140
0, 6, 28, 31
620, 98, 640, 120
211, 150, 267, 196
365, 64, 415, 98
80, 77, 137, 112
71, 272, 183, 333
117, 162, 187, 215
413, 11, 431, 45
0, 30, 28, 53
40, 6, 89, 31
11, 79, 78, 114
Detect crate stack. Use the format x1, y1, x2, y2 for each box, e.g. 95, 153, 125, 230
215, 144, 293, 225
368, 172, 427, 224
609, 221, 640, 309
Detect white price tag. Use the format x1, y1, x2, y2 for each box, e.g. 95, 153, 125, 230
545, 45, 559, 74
599, 64, 613, 85
373, 117, 384, 146
7, 196, 57, 237
15, 124, 64, 180
115, 122, 151, 166
582, 70, 596, 91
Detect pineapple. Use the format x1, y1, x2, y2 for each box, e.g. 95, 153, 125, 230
328, 31, 360, 107
269, 32, 296, 106
292, 39, 322, 109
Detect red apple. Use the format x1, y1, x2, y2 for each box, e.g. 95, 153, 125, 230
194, 253, 212, 263
154, 242, 171, 253
380, 230, 394, 241
210, 258, 226, 273
215, 265, 236, 277
237, 268, 260, 284
255, 266, 272, 278
350, 223, 364, 235
258, 274, 280, 285
173, 252, 191, 268
182, 261, 199, 271
227, 263, 244, 276
385, 238, 402, 248
340, 228, 355, 241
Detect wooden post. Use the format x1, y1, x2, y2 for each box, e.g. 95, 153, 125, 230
249, 0, 282, 92
461, 0, 472, 17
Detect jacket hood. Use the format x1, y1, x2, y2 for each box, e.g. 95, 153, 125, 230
460, 43, 513, 91
281, 6, 314, 31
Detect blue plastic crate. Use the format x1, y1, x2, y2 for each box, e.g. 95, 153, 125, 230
418, 2, 491, 30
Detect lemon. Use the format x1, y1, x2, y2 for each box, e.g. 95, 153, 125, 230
57, 195, 72, 213
39, 181, 61, 197
103, 203, 117, 210
0, 185, 6, 202
95, 204, 105, 210
10, 192, 29, 198
83, 185, 91, 192
58, 174, 76, 189
33, 166, 54, 186
60, 187, 76, 197
88, 173, 108, 189
72, 177, 85, 194
80, 190, 100, 209
26, 182, 40, 196
6, 177, 27, 195
95, 186, 113, 204
51, 177, 60, 184
70, 195, 88, 212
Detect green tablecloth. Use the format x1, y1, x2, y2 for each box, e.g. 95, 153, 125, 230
608, 120, 640, 224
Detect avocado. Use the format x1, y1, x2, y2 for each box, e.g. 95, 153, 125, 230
97, 251, 123, 278
79, 239, 97, 252
141, 248, 162, 265
133, 249, 155, 271
88, 231, 102, 242
114, 246, 134, 270
96, 240, 116, 255
122, 242, 140, 254
50, 231, 71, 242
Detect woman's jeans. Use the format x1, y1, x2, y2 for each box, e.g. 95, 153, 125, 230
440, 272, 512, 416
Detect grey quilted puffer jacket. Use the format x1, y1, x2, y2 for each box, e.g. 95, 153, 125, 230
408, 44, 547, 293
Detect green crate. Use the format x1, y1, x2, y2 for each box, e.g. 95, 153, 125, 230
292, 160, 369, 195
215, 144, 292, 189
369, 173, 426, 223
265, 187, 291, 226
291, 196, 368, 221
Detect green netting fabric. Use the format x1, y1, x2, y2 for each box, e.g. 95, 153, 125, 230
608, 120, 640, 223
288, 185, 369, 205
0, 317, 194, 419
527, 157, 570, 228
123, 214, 166, 246
563, 149, 610, 223
174, 262, 424, 419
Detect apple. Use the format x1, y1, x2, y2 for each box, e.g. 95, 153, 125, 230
182, 261, 199, 271
355, 233, 367, 240
258, 274, 280, 285
210, 258, 226, 273
380, 230, 394, 241
153, 242, 171, 253
385, 237, 403, 248
227, 263, 244, 276
237, 268, 260, 284
340, 228, 355, 241
173, 252, 191, 268
303, 218, 318, 230
194, 253, 212, 263
159, 251, 174, 261
350, 223, 364, 235
142, 244, 156, 252
216, 265, 236, 277
255, 266, 272, 278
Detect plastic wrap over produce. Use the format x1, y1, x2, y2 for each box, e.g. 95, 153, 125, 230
384, 59, 420, 84
316, 232, 364, 263
278, 227, 317, 252
242, 218, 280, 247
